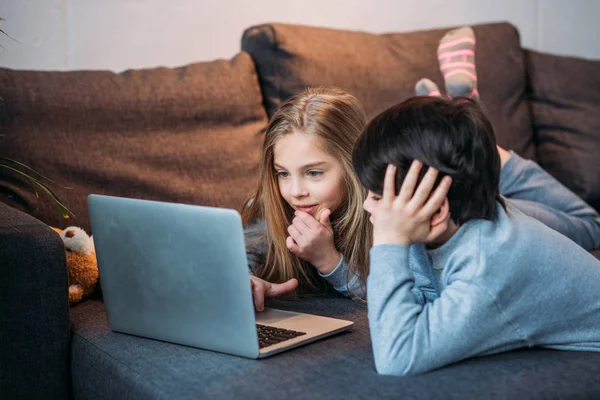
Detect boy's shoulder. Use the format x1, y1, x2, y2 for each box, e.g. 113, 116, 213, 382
448, 201, 577, 256
437, 202, 596, 279
477, 202, 592, 260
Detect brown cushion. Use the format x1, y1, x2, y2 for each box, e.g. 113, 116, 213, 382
0, 52, 267, 232
525, 50, 600, 212
242, 22, 535, 159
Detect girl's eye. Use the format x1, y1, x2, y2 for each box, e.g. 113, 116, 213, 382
277, 171, 289, 178
307, 171, 323, 178
370, 195, 381, 202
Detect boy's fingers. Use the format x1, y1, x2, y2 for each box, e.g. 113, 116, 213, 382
410, 167, 439, 208
398, 160, 422, 204
382, 164, 398, 205
422, 176, 452, 217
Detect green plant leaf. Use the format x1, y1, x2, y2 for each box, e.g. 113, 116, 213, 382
25, 176, 40, 198
0, 165, 73, 219
0, 157, 72, 188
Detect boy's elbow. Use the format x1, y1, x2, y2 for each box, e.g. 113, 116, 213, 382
373, 349, 414, 376
373, 346, 432, 376
374, 356, 414, 376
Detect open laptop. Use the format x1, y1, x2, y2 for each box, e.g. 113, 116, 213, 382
88, 194, 353, 358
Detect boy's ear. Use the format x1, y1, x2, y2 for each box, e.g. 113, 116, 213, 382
427, 197, 451, 240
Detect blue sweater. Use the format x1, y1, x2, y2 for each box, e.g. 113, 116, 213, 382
367, 199, 600, 376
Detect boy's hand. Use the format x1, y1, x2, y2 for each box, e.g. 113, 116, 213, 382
286, 209, 341, 274
250, 275, 298, 312
372, 160, 452, 247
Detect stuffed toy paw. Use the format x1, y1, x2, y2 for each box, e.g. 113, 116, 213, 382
51, 226, 99, 305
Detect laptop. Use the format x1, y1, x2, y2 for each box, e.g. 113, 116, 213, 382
87, 194, 353, 359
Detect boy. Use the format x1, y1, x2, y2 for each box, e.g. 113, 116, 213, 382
352, 96, 600, 376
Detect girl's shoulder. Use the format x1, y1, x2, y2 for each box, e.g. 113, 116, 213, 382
244, 216, 266, 237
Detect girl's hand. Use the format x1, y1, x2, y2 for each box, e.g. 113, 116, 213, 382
372, 161, 452, 247
250, 275, 298, 312
286, 209, 341, 274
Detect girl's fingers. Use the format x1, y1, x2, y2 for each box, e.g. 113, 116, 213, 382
398, 160, 422, 204
287, 224, 302, 238
294, 211, 319, 230
251, 279, 266, 312
286, 236, 300, 253
267, 278, 298, 297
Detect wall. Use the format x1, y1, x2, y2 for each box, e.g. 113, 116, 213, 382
1, 0, 598, 72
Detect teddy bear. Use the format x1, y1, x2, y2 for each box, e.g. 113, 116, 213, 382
51, 226, 99, 305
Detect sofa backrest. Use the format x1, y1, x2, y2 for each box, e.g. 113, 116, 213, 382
0, 52, 268, 232
242, 22, 536, 161
525, 50, 600, 212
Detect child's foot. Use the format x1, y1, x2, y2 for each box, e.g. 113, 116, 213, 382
415, 78, 441, 97
437, 26, 479, 101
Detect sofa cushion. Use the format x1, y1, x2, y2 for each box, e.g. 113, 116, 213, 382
70, 298, 600, 400
0, 52, 267, 232
242, 22, 535, 160
525, 50, 600, 212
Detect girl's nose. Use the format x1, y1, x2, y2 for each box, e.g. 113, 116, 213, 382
290, 178, 308, 198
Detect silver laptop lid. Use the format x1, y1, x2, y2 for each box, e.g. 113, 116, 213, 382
88, 194, 260, 358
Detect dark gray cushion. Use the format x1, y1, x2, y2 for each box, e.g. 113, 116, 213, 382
0, 203, 70, 399
0, 52, 268, 233
71, 299, 600, 400
242, 22, 535, 160
525, 50, 600, 212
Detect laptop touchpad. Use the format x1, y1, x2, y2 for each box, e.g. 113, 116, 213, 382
254, 308, 301, 324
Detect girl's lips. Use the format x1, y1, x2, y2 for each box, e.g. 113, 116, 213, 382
295, 205, 318, 214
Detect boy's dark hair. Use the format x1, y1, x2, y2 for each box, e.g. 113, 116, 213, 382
352, 96, 505, 225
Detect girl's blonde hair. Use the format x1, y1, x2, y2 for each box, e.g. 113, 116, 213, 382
242, 87, 372, 296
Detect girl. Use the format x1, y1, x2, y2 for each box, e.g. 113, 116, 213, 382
242, 88, 372, 311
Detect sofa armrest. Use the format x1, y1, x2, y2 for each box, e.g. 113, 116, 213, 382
0, 203, 70, 399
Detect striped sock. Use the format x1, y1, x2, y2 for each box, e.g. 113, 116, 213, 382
437, 26, 479, 101
415, 78, 442, 97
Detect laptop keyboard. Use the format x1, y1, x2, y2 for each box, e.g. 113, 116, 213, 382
256, 324, 306, 349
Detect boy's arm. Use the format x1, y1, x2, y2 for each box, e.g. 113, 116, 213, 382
368, 244, 527, 376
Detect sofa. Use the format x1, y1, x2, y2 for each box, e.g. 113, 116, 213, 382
1, 21, 600, 400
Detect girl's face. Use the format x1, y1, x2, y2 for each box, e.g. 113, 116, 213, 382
273, 133, 346, 219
